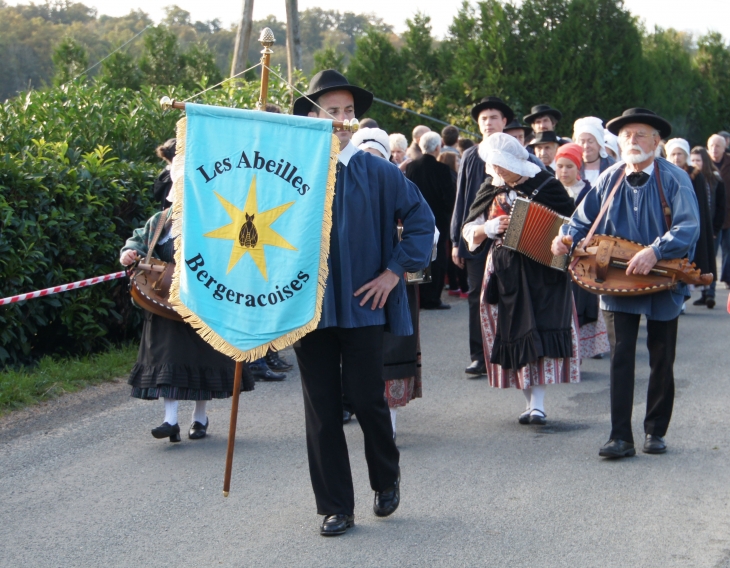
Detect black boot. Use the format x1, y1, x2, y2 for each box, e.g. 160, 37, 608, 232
265, 351, 293, 371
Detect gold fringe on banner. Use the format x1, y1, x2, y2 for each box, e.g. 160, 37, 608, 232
169, 116, 339, 362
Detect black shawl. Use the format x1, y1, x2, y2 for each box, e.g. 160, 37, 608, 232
684, 166, 717, 278
464, 170, 576, 370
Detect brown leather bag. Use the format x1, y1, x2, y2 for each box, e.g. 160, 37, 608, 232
128, 210, 183, 321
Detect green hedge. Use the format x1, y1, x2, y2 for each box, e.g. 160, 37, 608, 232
0, 76, 298, 366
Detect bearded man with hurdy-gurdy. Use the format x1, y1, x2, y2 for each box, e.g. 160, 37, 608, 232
552, 108, 699, 459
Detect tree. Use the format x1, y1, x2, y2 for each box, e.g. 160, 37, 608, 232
138, 26, 183, 87
643, 28, 700, 139
97, 50, 141, 90
438, 0, 514, 131
52, 36, 89, 85
312, 46, 344, 74
400, 13, 439, 101
695, 32, 730, 134
347, 29, 408, 133
182, 41, 223, 90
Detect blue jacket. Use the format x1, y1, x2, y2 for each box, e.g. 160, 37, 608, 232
318, 150, 435, 335
566, 157, 700, 320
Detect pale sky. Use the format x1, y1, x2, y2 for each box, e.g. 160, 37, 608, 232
7, 0, 730, 41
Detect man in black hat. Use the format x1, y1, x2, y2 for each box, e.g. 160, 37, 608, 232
450, 97, 544, 376
528, 130, 564, 173
523, 104, 562, 134
292, 69, 435, 535
504, 119, 532, 147
552, 108, 700, 459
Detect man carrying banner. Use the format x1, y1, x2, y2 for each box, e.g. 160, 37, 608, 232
293, 70, 435, 536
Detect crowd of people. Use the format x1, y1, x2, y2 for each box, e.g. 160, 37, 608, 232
119, 68, 730, 536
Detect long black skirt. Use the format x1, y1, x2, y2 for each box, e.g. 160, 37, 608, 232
128, 311, 255, 400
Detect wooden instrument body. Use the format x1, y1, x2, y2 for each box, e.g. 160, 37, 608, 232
129, 259, 183, 321
569, 234, 713, 296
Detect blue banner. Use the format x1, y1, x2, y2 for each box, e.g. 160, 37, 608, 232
170, 103, 337, 361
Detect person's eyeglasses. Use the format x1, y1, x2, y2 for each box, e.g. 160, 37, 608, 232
618, 131, 655, 141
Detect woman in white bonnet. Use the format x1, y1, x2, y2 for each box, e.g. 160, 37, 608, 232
461, 133, 580, 426
666, 137, 717, 308
352, 127, 392, 161
573, 117, 616, 187
352, 126, 423, 441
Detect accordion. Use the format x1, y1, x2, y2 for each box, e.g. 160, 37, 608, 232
502, 197, 570, 271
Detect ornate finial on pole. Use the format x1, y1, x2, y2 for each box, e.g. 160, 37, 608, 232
160, 96, 172, 110
256, 28, 276, 111
343, 119, 360, 134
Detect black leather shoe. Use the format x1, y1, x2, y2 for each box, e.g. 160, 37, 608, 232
343, 409, 352, 424
529, 409, 547, 425
707, 298, 716, 309
465, 360, 486, 376
265, 351, 293, 371
249, 362, 286, 382
374, 470, 400, 517
599, 439, 636, 458
188, 419, 208, 440
643, 434, 667, 454
518, 410, 531, 425
320, 514, 354, 536
151, 422, 181, 442
692, 296, 707, 306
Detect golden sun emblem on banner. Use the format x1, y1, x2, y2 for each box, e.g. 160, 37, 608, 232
204, 175, 296, 280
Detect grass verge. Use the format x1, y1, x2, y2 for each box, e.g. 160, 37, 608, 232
0, 343, 137, 416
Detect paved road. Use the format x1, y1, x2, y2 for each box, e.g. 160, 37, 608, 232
2, 290, 730, 567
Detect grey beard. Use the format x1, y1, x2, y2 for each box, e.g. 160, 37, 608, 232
623, 148, 654, 164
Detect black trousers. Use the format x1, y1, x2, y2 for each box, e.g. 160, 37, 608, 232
446, 255, 469, 293
603, 311, 678, 444
420, 232, 447, 308
294, 325, 400, 516
466, 256, 487, 363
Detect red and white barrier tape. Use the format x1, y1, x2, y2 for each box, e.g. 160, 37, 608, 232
0, 271, 127, 306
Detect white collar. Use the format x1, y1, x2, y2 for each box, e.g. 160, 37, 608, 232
338, 142, 359, 167
624, 161, 655, 177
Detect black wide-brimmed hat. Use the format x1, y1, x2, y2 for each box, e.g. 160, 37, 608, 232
523, 104, 563, 125
470, 96, 514, 124
293, 69, 373, 118
605, 108, 672, 139
504, 119, 532, 135
528, 130, 566, 146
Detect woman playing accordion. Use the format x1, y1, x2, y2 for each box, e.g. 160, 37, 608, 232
461, 133, 580, 426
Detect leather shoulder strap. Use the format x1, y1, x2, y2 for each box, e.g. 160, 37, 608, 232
528, 177, 553, 199
654, 160, 672, 230
581, 170, 625, 248
144, 208, 171, 264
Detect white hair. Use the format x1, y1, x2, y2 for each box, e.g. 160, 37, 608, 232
419, 131, 442, 154
389, 133, 408, 152
708, 134, 727, 149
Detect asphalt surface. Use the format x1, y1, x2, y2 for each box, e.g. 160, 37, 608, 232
1, 289, 730, 567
